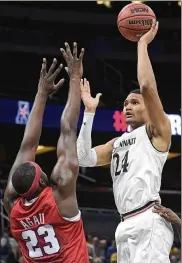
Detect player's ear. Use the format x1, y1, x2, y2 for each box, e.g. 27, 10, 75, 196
39, 177, 45, 186
39, 175, 47, 187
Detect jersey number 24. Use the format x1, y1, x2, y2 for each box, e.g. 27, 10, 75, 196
113, 150, 129, 176
22, 224, 60, 258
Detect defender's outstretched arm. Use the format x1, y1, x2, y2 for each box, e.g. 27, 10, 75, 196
51, 43, 84, 199
4, 59, 64, 215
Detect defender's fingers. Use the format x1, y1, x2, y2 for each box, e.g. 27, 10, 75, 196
79, 48, 85, 60
47, 58, 57, 77
54, 78, 65, 89
40, 58, 47, 77
154, 205, 168, 213
60, 48, 68, 62
154, 204, 163, 209
64, 67, 68, 74
65, 42, 73, 59
73, 42, 77, 59
50, 64, 63, 80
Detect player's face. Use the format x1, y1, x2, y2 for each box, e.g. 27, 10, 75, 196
123, 93, 148, 128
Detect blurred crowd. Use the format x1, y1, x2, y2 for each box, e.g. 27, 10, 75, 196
1, 231, 23, 263
86, 234, 117, 263
0, 231, 180, 263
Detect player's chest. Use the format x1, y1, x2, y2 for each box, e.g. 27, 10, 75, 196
111, 134, 144, 176
112, 133, 141, 156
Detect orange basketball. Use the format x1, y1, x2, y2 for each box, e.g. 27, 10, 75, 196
117, 3, 156, 42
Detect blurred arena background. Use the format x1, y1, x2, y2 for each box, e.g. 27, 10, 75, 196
0, 1, 181, 263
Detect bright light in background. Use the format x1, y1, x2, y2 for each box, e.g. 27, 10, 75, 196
131, 1, 144, 3
96, 1, 180, 7
36, 145, 56, 155
97, 1, 111, 8
168, 153, 181, 159
37, 145, 45, 150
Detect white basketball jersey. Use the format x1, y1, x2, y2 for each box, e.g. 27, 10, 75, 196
110, 125, 169, 215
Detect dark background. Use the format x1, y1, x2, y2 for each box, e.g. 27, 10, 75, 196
0, 1, 181, 221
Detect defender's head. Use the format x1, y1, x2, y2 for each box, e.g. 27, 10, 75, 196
12, 162, 49, 200
123, 89, 148, 130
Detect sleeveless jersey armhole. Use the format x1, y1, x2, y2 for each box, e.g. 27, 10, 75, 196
145, 125, 170, 155
62, 210, 81, 222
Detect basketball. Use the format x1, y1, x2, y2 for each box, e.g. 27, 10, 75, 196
117, 3, 156, 42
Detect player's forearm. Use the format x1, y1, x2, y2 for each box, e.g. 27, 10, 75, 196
21, 92, 47, 149
137, 41, 157, 92
175, 218, 181, 241
77, 111, 97, 167
175, 217, 181, 227
61, 77, 81, 133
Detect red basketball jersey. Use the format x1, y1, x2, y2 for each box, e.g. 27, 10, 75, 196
10, 187, 89, 263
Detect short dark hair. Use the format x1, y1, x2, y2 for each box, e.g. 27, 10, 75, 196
12, 162, 36, 195
129, 89, 141, 95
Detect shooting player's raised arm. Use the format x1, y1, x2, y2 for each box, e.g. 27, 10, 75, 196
137, 20, 171, 151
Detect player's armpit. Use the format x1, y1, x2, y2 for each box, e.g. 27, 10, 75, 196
94, 138, 115, 166
146, 121, 171, 152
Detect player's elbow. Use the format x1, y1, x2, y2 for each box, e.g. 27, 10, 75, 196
61, 119, 77, 135
3, 194, 7, 206
139, 80, 156, 94
139, 82, 150, 93
51, 158, 79, 185
68, 158, 79, 171
20, 138, 37, 151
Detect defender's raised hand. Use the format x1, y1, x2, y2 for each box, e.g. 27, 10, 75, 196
38, 58, 65, 97
60, 42, 84, 78
81, 78, 102, 113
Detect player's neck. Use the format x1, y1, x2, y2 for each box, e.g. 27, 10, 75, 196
25, 187, 43, 201
129, 122, 146, 132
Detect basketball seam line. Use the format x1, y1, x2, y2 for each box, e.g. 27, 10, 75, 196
119, 29, 135, 42
118, 26, 151, 32
117, 14, 155, 24
118, 3, 149, 17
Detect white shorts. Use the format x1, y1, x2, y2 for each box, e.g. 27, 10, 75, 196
115, 206, 174, 263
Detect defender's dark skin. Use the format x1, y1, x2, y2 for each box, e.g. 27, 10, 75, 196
3, 42, 84, 219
